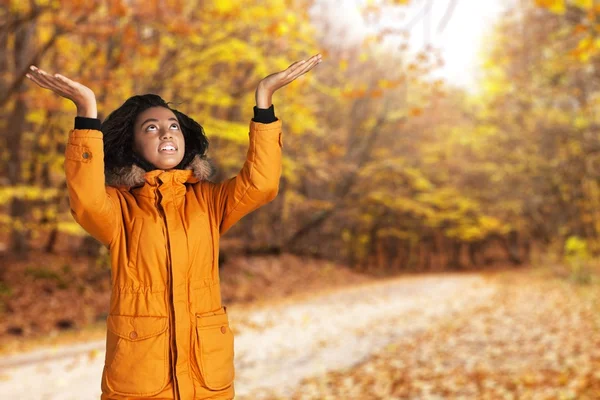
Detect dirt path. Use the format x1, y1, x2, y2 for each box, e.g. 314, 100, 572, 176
0, 272, 495, 399
231, 273, 494, 399
266, 270, 600, 400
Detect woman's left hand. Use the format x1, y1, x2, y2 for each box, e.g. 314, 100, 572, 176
255, 53, 322, 108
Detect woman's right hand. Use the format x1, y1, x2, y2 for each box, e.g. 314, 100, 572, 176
26, 66, 98, 118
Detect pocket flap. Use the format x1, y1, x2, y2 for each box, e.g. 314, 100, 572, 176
107, 315, 168, 341
196, 306, 229, 328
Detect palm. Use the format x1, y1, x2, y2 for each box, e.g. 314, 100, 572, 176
260, 54, 322, 93
26, 66, 97, 117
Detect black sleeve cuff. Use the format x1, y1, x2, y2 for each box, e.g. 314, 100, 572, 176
74, 116, 102, 130
252, 104, 278, 124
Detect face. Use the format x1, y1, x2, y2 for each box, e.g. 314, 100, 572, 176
132, 106, 185, 170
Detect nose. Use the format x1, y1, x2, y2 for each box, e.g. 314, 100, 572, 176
161, 130, 173, 140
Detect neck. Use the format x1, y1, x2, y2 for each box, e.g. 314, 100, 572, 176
131, 151, 158, 172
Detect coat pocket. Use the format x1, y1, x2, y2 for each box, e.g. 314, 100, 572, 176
127, 217, 143, 269
193, 306, 235, 390
104, 315, 169, 396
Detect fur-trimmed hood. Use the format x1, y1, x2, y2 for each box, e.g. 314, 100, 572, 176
105, 154, 216, 188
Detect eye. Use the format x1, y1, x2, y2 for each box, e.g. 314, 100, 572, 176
145, 124, 157, 132
170, 123, 180, 130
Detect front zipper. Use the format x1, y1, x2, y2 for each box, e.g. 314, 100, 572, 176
157, 191, 180, 400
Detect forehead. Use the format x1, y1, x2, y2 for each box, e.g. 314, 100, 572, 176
135, 106, 178, 125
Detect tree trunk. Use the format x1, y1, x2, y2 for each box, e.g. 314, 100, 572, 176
8, 23, 35, 255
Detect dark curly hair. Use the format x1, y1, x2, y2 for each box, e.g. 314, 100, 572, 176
101, 94, 209, 173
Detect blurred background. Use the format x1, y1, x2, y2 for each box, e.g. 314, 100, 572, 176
1, 0, 600, 399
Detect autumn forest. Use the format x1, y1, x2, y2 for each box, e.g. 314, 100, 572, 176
1, 0, 600, 399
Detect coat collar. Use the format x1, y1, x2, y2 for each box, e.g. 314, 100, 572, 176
105, 154, 215, 188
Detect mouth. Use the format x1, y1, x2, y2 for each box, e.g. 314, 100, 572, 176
158, 142, 178, 154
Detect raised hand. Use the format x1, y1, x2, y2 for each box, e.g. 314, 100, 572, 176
26, 66, 97, 118
255, 53, 322, 108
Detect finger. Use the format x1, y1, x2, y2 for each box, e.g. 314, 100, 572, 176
286, 57, 320, 80
29, 67, 72, 95
54, 73, 80, 89
285, 66, 314, 84
294, 54, 321, 72
26, 72, 51, 89
286, 60, 305, 70
26, 69, 57, 90
31, 67, 61, 88
285, 60, 307, 76
36, 69, 74, 93
284, 58, 319, 79
287, 54, 321, 71
51, 74, 81, 95
291, 53, 321, 67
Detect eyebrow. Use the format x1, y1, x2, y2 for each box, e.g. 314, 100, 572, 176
140, 117, 179, 128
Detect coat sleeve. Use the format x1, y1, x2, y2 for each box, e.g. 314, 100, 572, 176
64, 128, 122, 247
208, 119, 283, 235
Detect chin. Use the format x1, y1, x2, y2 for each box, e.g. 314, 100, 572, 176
151, 155, 184, 170
157, 162, 181, 170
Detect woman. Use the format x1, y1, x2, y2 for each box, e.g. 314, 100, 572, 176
26, 53, 322, 400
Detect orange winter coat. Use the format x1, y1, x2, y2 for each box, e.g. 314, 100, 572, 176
64, 119, 283, 400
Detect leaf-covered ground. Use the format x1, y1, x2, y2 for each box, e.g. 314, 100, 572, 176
257, 268, 600, 400
0, 252, 377, 355
2, 256, 599, 399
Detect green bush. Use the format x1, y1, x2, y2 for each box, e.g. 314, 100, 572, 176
564, 236, 593, 284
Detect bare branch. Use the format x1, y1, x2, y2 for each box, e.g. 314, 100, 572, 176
437, 0, 458, 34
0, 14, 89, 108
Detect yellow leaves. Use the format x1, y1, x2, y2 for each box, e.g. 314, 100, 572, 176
38, 24, 56, 45
569, 36, 595, 62
362, 117, 378, 131
369, 89, 383, 98
285, 12, 297, 25
535, 0, 600, 64
377, 227, 417, 241
123, 25, 138, 47
565, 236, 590, 258
38, 133, 50, 148
108, 0, 129, 17
339, 59, 348, 72
377, 79, 402, 89
26, 110, 46, 125
573, 115, 589, 129
482, 76, 511, 96
161, 34, 178, 50
9, 0, 31, 13
328, 144, 345, 157
201, 118, 249, 144
406, 63, 418, 72
214, 0, 237, 14
266, 22, 290, 36
408, 107, 423, 117
573, 0, 594, 9
573, 24, 588, 35
340, 78, 405, 99
411, 175, 432, 191
535, 0, 566, 14
341, 87, 366, 99
478, 216, 504, 233
88, 349, 100, 361
0, 186, 60, 205
564, 236, 592, 282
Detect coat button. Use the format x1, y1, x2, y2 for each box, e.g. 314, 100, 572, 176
220, 326, 226, 334
82, 152, 90, 159
129, 331, 138, 339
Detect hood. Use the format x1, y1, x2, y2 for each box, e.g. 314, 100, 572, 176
105, 154, 216, 188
